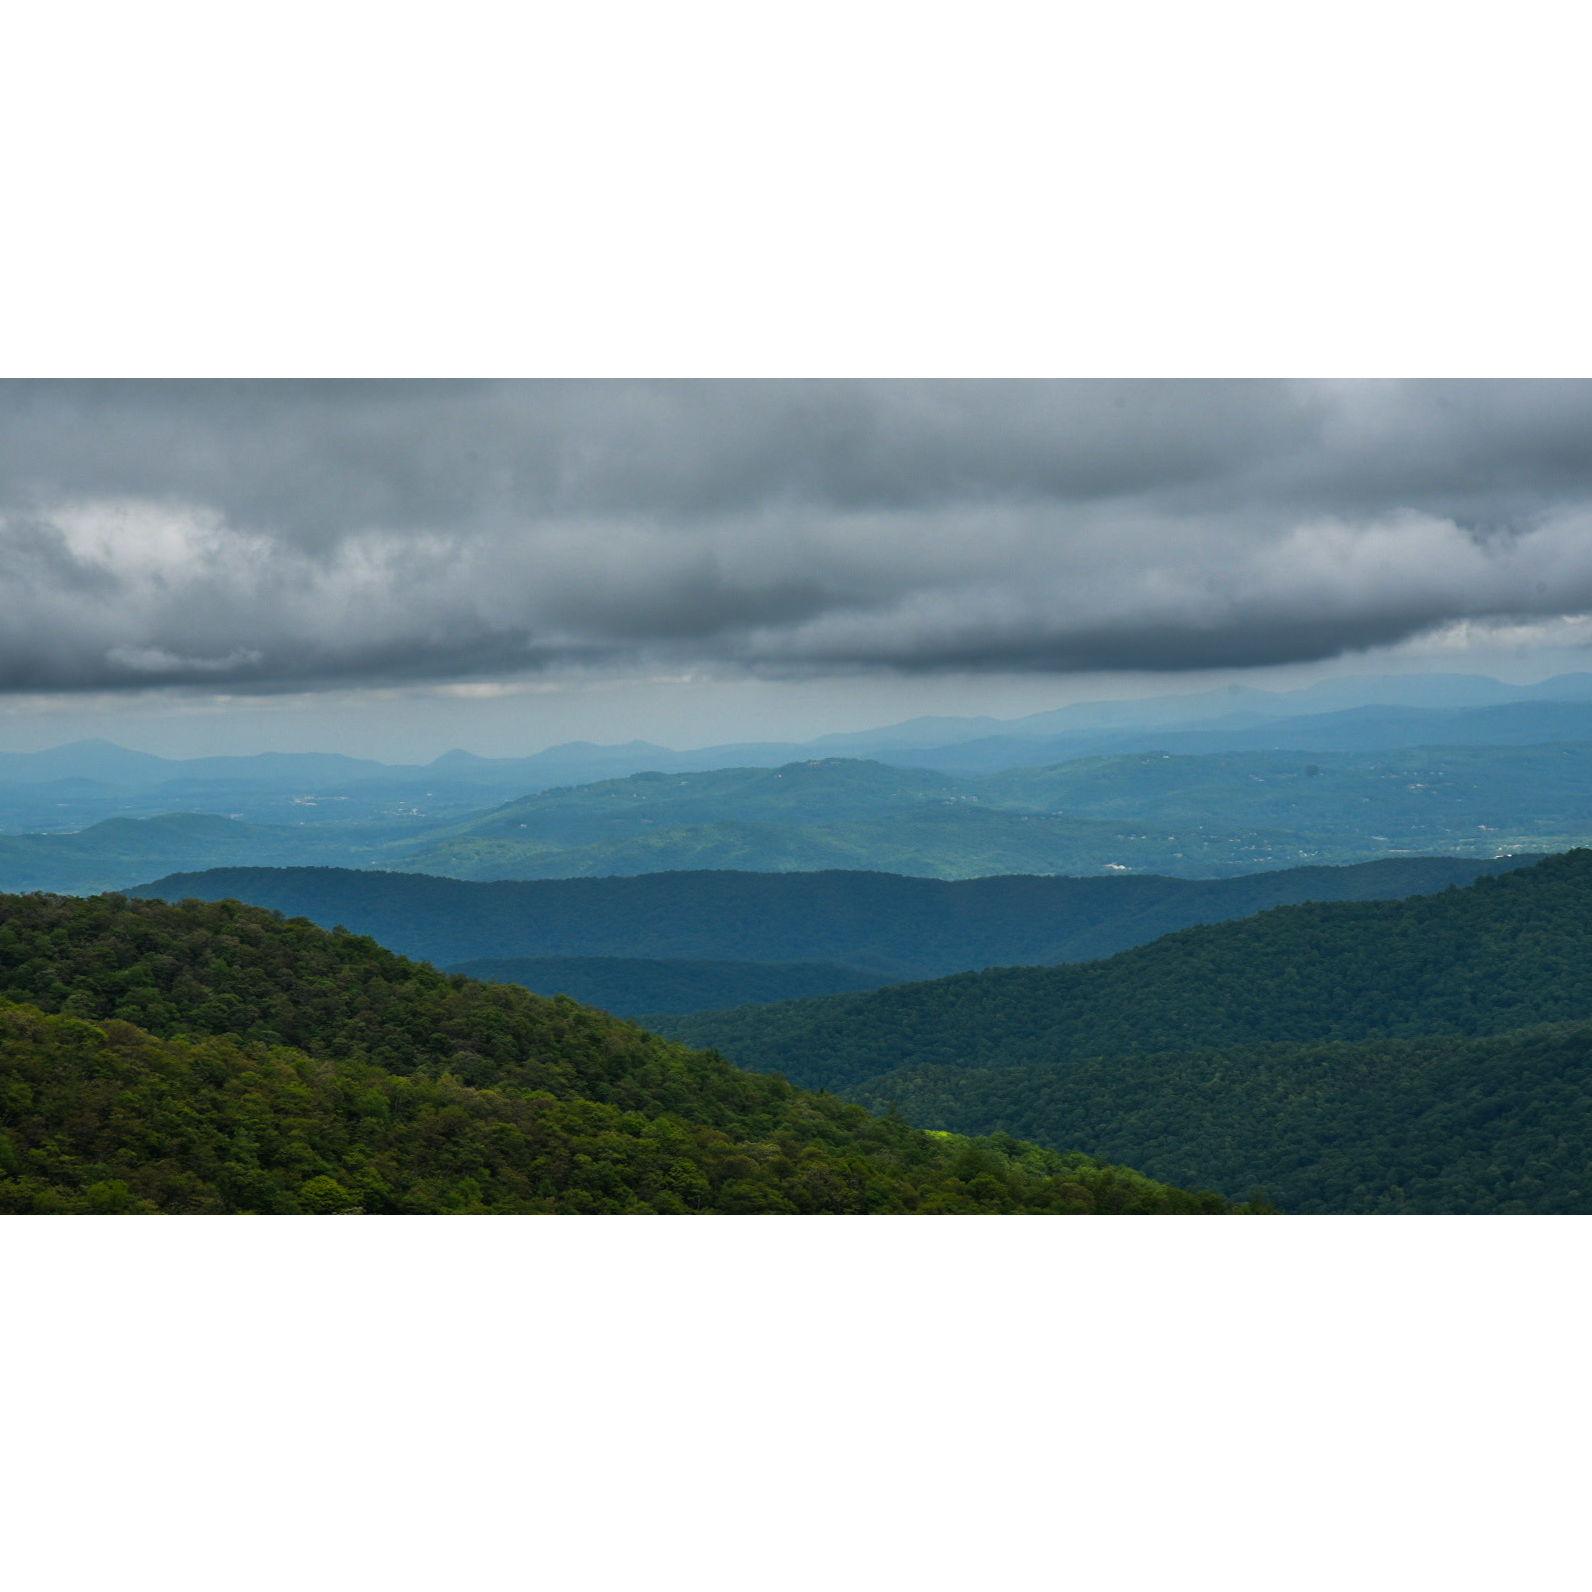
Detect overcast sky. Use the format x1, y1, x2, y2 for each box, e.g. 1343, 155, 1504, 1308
3, 379, 1592, 757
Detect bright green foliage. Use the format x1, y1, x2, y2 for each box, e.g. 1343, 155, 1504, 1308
0, 894, 1242, 1214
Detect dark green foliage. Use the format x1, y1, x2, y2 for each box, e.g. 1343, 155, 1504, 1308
852, 1024, 1592, 1214
658, 851, 1592, 1092
134, 853, 1530, 981
0, 892, 1239, 1214
445, 956, 883, 1015
655, 852, 1592, 1211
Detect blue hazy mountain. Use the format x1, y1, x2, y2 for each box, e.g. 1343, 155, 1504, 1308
7, 671, 1592, 805
9, 736, 1592, 892
377, 744, 1592, 881
7, 673, 1592, 891
130, 854, 1532, 983
0, 812, 393, 894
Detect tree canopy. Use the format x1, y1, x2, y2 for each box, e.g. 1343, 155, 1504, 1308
0, 891, 1243, 1214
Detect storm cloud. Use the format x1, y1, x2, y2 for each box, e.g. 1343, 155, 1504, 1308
3, 379, 1592, 692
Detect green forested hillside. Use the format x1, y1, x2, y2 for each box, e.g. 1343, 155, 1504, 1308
657, 850, 1592, 1091
650, 852, 1592, 1211
133, 854, 1530, 981
0, 893, 1234, 1214
446, 956, 883, 1015
379, 745, 1592, 881
386, 773, 1269, 880
851, 1024, 1592, 1213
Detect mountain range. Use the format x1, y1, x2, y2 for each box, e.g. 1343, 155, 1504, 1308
654, 851, 1592, 1211
132, 853, 1529, 997
5, 735, 1587, 895
9, 672, 1592, 892
8, 670, 1592, 822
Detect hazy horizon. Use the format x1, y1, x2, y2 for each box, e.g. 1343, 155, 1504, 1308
7, 380, 1592, 760
6, 659, 1592, 764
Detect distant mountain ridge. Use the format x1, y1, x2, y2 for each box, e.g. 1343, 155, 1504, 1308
8, 670, 1592, 795
446, 956, 884, 1014
9, 672, 1592, 891
131, 853, 1534, 985
380, 743, 1592, 880
0, 812, 373, 894
655, 851, 1592, 1090
11, 734, 1592, 890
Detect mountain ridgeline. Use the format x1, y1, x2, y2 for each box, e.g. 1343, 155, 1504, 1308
653, 851, 1592, 1212
658, 850, 1592, 1086
445, 957, 884, 1015
0, 891, 1241, 1214
10, 736, 1592, 893
376, 744, 1592, 881
132, 854, 1531, 993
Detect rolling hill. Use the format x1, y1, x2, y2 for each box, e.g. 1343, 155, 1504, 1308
658, 850, 1592, 1089
0, 890, 1236, 1214
377, 745, 1592, 881
377, 758, 1240, 880
130, 853, 1531, 984
11, 735, 1592, 892
9, 727, 1592, 900
653, 851, 1592, 1211
445, 956, 883, 1014
0, 813, 373, 894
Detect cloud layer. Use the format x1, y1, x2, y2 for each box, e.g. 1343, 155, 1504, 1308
3, 379, 1592, 692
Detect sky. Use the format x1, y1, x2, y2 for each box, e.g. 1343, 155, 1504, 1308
4, 378, 1592, 759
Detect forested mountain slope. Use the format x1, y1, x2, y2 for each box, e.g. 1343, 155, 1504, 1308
377, 744, 1592, 881
445, 956, 883, 1015
133, 854, 1531, 982
383, 760, 1263, 880
0, 892, 1235, 1214
852, 1024, 1592, 1214
656, 850, 1592, 1092
651, 852, 1592, 1212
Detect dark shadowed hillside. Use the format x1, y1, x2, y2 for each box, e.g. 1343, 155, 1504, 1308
131, 853, 1533, 982
447, 956, 884, 1015
852, 1024, 1592, 1214
654, 852, 1592, 1211
658, 851, 1592, 1091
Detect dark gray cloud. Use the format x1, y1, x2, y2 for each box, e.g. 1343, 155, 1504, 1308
2, 379, 1592, 692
